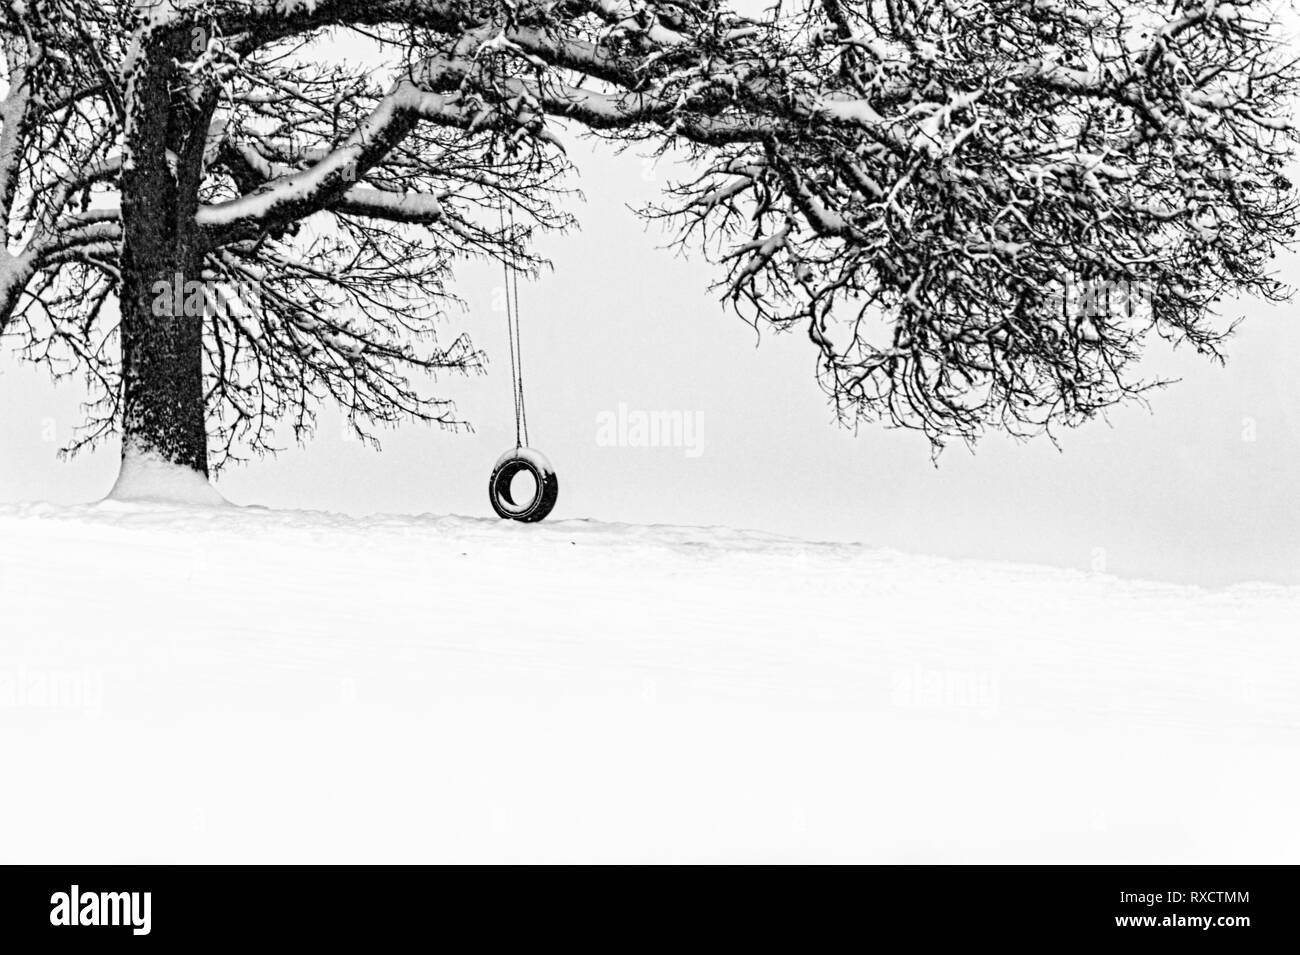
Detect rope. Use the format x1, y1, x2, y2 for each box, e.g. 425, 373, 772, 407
500, 203, 529, 449
509, 205, 530, 448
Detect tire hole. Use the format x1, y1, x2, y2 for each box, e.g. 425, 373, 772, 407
508, 468, 537, 507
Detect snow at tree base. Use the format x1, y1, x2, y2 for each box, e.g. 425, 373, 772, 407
2, 494, 1296, 863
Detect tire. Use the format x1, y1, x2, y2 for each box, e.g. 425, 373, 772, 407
488, 447, 559, 523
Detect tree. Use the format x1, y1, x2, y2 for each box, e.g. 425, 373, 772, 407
0, 0, 1295, 490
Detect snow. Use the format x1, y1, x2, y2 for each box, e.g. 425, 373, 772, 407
106, 447, 229, 506
1, 499, 1297, 863
194, 89, 406, 230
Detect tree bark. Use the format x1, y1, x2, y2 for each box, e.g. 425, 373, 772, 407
118, 237, 208, 476
118, 29, 214, 478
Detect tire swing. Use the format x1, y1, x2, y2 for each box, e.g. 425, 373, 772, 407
489, 206, 558, 523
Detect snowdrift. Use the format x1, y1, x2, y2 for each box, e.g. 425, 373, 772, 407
1, 500, 1296, 863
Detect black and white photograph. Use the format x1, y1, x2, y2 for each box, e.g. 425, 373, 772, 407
0, 0, 1297, 894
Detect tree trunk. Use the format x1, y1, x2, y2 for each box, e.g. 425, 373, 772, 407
118, 225, 208, 476
116, 29, 214, 483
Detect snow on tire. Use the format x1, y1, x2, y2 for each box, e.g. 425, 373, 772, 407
489, 447, 559, 523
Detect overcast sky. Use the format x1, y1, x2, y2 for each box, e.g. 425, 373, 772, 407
2, 18, 1298, 588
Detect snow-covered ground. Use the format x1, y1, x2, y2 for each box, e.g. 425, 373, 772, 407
1, 498, 1297, 863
